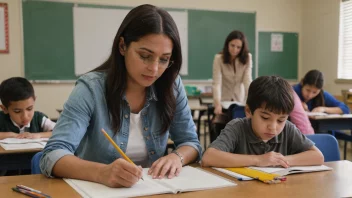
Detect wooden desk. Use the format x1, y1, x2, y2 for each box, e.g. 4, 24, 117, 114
0, 147, 41, 171
309, 115, 352, 159
1, 161, 352, 198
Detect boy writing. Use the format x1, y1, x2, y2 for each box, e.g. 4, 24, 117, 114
0, 77, 55, 140
202, 76, 323, 168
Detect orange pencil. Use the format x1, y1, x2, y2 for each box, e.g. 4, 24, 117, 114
101, 128, 144, 181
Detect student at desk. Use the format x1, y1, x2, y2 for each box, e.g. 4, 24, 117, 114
293, 70, 350, 114
40, 4, 201, 188
0, 77, 55, 140
202, 76, 324, 168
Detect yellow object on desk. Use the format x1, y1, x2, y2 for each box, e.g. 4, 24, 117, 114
224, 167, 286, 184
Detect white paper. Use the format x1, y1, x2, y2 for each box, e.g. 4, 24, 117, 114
221, 101, 245, 109
0, 142, 46, 150
271, 33, 283, 52
65, 166, 236, 198
0, 138, 49, 144
212, 167, 253, 181
0, 6, 5, 50
249, 165, 332, 176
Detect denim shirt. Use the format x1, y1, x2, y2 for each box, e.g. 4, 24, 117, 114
40, 72, 201, 177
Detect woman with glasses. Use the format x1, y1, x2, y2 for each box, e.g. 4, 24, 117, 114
40, 4, 201, 188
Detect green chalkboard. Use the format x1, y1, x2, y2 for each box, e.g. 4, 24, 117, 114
184, 10, 256, 80
23, 1, 76, 80
22, 0, 256, 80
258, 32, 298, 79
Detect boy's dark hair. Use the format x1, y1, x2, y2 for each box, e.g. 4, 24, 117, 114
0, 77, 35, 108
247, 76, 294, 115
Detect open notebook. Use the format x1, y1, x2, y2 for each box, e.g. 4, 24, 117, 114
249, 165, 332, 176
214, 165, 332, 180
64, 166, 236, 198
0, 138, 48, 150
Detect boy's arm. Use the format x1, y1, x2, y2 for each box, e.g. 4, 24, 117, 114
0, 132, 18, 140
285, 146, 324, 166
202, 148, 257, 167
202, 148, 290, 168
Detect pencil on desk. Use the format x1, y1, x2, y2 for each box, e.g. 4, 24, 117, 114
101, 128, 144, 181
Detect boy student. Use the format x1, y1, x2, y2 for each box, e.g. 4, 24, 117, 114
0, 77, 56, 140
202, 76, 324, 168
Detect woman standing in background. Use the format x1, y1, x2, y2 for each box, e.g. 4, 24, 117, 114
211, 30, 252, 139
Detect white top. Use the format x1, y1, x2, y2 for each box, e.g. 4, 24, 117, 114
125, 112, 149, 167
11, 117, 56, 133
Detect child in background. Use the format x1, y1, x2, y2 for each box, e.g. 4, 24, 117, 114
202, 76, 323, 168
293, 70, 349, 114
0, 77, 56, 140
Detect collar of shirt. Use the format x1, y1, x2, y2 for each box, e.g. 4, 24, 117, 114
11, 118, 30, 133
246, 118, 281, 144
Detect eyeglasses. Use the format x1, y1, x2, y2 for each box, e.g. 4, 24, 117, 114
139, 54, 174, 69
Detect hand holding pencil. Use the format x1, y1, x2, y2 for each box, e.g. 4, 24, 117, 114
98, 128, 144, 188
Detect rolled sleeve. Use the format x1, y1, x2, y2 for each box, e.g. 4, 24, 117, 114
40, 76, 95, 177
169, 76, 202, 161
40, 149, 73, 177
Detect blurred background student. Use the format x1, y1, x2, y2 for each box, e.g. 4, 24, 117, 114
293, 69, 349, 114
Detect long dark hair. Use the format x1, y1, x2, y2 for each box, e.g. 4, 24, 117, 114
221, 30, 249, 72
301, 69, 325, 107
93, 4, 182, 134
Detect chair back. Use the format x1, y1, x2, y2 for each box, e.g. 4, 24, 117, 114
31, 151, 43, 174
306, 134, 340, 162
232, 106, 246, 119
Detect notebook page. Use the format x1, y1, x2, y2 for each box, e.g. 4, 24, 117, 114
0, 142, 45, 150
64, 170, 172, 198
249, 165, 332, 174
154, 166, 236, 193
212, 167, 253, 180
0, 138, 49, 144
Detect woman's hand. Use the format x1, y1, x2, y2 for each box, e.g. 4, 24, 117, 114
148, 153, 183, 179
214, 104, 223, 115
17, 132, 41, 139
97, 158, 143, 188
302, 102, 309, 111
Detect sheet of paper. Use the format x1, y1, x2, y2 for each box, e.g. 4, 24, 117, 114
0, 138, 49, 144
0, 143, 45, 150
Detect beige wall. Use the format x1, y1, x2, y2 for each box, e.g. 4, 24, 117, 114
0, 0, 303, 118
302, 0, 352, 95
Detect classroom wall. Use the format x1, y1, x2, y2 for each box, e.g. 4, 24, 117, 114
0, 0, 303, 118
302, 0, 352, 95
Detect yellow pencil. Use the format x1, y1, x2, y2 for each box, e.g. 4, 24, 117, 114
101, 128, 144, 181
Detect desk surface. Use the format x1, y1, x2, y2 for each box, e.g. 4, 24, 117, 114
0, 147, 42, 155
309, 114, 352, 120
1, 161, 352, 198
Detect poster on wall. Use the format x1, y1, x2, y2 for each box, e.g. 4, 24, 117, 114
271, 33, 283, 52
0, 3, 9, 53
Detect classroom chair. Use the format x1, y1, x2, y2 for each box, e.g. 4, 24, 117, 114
31, 152, 43, 174
306, 134, 340, 162
232, 105, 246, 119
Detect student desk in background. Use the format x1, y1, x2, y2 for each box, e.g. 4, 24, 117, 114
1, 160, 352, 198
0, 147, 41, 171
309, 114, 352, 159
